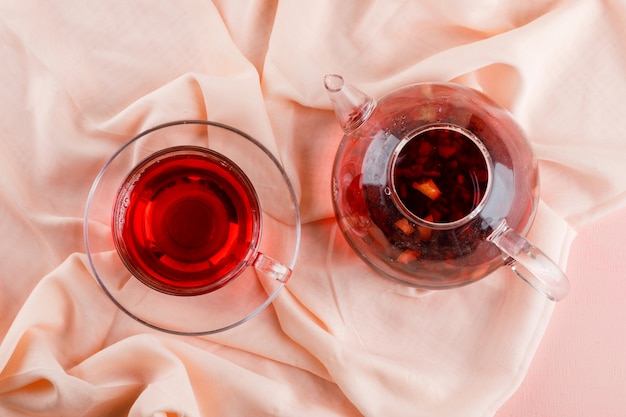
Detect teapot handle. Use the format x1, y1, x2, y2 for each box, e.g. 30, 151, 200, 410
488, 221, 570, 301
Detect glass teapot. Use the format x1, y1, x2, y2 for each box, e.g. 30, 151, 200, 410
325, 74, 570, 301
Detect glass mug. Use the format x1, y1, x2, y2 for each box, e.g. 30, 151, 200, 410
112, 145, 288, 296
325, 74, 570, 301
84, 120, 300, 335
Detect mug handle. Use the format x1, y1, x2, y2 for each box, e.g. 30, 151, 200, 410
488, 221, 570, 301
253, 252, 293, 283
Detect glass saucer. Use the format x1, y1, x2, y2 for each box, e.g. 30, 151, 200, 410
84, 120, 301, 335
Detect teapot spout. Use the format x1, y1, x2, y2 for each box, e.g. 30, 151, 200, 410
324, 74, 376, 134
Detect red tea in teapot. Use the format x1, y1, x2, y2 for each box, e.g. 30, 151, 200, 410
391, 125, 490, 225
355, 124, 495, 264
112, 146, 261, 296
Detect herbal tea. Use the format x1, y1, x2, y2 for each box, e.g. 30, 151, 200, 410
113, 146, 261, 296
391, 126, 491, 225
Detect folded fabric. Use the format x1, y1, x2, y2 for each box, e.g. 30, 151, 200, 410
1, 1, 625, 416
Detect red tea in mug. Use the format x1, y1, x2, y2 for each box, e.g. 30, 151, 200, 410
112, 146, 261, 296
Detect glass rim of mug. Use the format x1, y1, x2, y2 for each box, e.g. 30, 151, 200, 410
111, 145, 264, 296
84, 119, 301, 335
388, 123, 494, 231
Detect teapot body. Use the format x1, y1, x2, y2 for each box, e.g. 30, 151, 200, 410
332, 82, 539, 289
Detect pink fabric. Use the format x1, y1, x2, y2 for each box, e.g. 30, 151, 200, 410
497, 206, 626, 416
1, 1, 625, 416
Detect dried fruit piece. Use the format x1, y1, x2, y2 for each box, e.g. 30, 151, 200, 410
412, 179, 441, 200
395, 218, 415, 235
437, 144, 457, 158
418, 141, 434, 156
417, 215, 434, 240
397, 249, 420, 264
